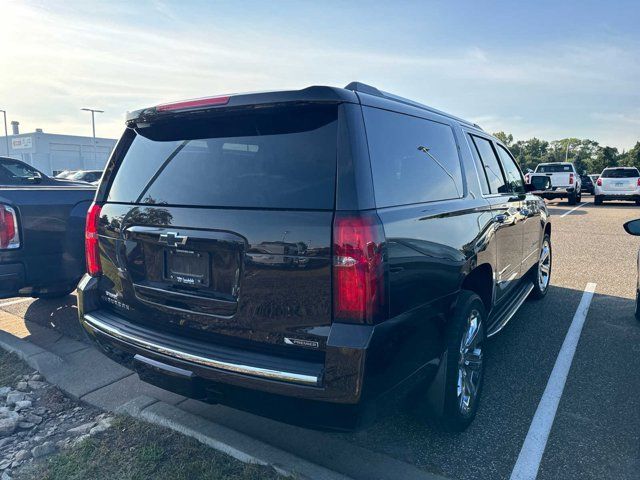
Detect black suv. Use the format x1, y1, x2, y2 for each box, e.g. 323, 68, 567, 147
78, 82, 551, 431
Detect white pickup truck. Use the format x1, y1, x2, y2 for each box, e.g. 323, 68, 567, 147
526, 162, 582, 205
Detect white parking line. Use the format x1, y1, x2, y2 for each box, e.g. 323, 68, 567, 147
510, 282, 597, 480
559, 202, 588, 218
0, 298, 33, 308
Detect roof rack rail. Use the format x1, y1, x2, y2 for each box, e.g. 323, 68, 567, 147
344, 81, 482, 130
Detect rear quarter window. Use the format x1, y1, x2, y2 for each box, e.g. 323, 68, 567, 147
363, 107, 463, 207
106, 104, 338, 210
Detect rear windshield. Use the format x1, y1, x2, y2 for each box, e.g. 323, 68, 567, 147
107, 105, 338, 209
536, 164, 572, 173
601, 168, 640, 178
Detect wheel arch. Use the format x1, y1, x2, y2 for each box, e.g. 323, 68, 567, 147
460, 263, 494, 313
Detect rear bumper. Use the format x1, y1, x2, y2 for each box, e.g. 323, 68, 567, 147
77, 275, 438, 430
538, 187, 575, 199
0, 250, 85, 299
594, 187, 640, 200
0, 263, 25, 297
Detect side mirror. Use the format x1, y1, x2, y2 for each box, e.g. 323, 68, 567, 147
624, 219, 640, 236
27, 173, 42, 184
525, 176, 551, 192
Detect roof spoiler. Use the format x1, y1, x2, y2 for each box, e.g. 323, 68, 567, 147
125, 86, 357, 128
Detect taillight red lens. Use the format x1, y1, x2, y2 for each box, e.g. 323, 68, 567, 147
636, 178, 640, 187
333, 212, 387, 324
156, 96, 230, 112
0, 205, 19, 249
85, 203, 102, 276
597, 178, 602, 186
569, 173, 574, 184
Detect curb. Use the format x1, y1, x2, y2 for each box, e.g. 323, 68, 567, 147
118, 396, 351, 479
0, 329, 64, 374
0, 328, 350, 480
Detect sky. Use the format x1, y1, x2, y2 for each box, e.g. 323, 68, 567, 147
0, 0, 639, 150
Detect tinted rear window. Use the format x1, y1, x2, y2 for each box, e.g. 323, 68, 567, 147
363, 107, 463, 207
536, 164, 572, 173
601, 168, 640, 178
107, 105, 338, 209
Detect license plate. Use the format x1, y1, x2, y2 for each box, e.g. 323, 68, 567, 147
615, 182, 624, 186
164, 249, 210, 287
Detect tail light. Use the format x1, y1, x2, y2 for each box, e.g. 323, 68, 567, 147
636, 178, 640, 187
0, 205, 19, 250
332, 212, 387, 324
597, 178, 602, 186
156, 95, 230, 112
85, 203, 102, 276
569, 173, 574, 185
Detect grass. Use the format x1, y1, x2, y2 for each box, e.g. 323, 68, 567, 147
0, 349, 32, 385
0, 350, 283, 480
21, 416, 284, 480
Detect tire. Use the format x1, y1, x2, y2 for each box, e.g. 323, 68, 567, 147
568, 192, 577, 205
594, 195, 603, 205
576, 191, 582, 203
35, 287, 76, 299
635, 290, 640, 321
430, 291, 486, 432
529, 234, 552, 300
635, 200, 640, 206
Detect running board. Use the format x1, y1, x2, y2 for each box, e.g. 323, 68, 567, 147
486, 281, 534, 337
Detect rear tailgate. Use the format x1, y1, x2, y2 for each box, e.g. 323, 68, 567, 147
95, 103, 338, 355
601, 177, 637, 191
537, 172, 572, 188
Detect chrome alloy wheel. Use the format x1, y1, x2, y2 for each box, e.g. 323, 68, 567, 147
538, 239, 551, 291
457, 310, 484, 416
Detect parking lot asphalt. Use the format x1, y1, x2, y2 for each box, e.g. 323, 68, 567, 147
1, 196, 639, 480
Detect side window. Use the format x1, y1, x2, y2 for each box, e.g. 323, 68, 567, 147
496, 145, 525, 193
470, 136, 508, 194
467, 135, 490, 195
363, 107, 464, 207
0, 161, 39, 185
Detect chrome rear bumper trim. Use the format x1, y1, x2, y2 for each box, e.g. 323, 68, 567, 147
83, 313, 319, 386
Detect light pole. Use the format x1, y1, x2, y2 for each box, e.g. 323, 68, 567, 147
81, 108, 104, 165
565, 140, 576, 162
0, 110, 9, 157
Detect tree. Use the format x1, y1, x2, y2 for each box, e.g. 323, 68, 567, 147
589, 146, 619, 174
493, 131, 513, 147
491, 132, 632, 175
621, 142, 640, 170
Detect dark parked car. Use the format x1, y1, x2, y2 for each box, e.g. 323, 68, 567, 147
69, 170, 103, 183
580, 174, 594, 194
0, 157, 96, 298
78, 82, 552, 431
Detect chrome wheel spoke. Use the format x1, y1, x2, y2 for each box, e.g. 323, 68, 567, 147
457, 311, 484, 415
537, 240, 551, 291
464, 350, 483, 371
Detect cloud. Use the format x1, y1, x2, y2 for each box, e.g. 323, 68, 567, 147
0, 1, 638, 149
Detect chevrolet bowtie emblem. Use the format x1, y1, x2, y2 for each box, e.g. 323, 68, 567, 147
159, 231, 188, 247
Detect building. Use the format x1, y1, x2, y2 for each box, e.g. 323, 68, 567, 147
0, 121, 117, 176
